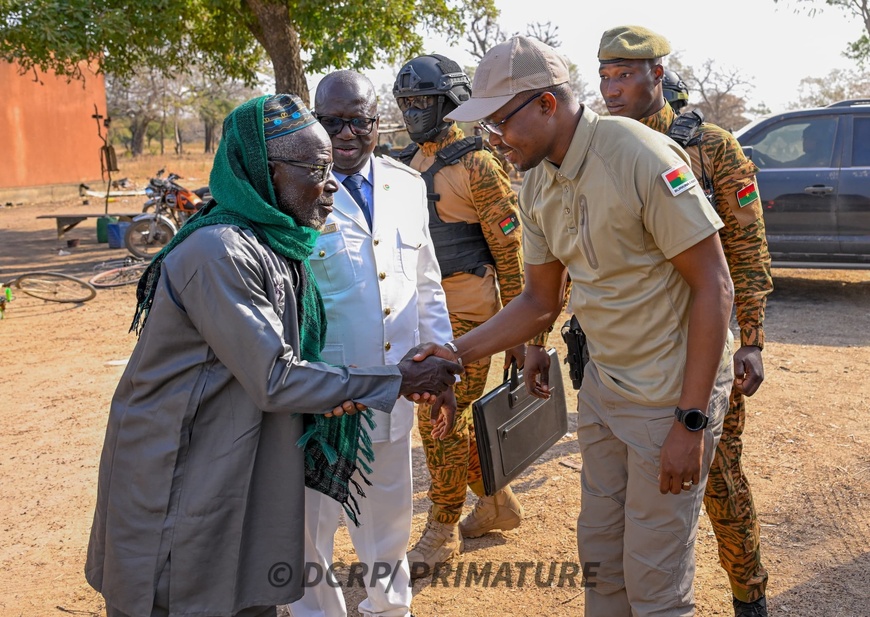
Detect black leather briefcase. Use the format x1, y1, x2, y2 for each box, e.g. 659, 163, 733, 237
472, 348, 569, 496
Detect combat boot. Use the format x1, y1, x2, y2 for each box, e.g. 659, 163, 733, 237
459, 485, 523, 538
733, 596, 768, 617
407, 519, 463, 577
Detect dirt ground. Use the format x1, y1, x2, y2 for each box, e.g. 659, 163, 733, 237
2, 166, 869, 616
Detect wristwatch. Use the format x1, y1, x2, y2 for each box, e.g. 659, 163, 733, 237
674, 406, 708, 432
443, 341, 462, 367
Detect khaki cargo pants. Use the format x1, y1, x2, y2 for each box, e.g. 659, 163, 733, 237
576, 361, 731, 617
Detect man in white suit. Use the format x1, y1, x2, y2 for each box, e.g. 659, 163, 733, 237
288, 71, 453, 617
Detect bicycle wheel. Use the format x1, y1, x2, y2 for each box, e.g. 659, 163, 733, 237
89, 263, 149, 288
125, 218, 175, 259
15, 272, 97, 303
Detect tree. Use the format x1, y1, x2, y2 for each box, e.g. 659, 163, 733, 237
466, 15, 560, 60
462, 17, 600, 109
773, 0, 870, 63
793, 67, 870, 107
466, 7, 508, 60
106, 64, 258, 156
666, 56, 755, 131
0, 0, 497, 105
106, 69, 165, 156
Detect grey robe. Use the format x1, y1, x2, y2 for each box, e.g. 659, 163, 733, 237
86, 225, 402, 616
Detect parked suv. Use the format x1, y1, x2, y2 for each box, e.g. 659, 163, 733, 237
734, 99, 870, 267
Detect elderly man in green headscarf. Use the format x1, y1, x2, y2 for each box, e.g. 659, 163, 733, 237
85, 94, 460, 617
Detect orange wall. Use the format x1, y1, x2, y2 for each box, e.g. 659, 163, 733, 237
0, 61, 106, 189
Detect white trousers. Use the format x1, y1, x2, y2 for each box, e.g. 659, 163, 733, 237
288, 435, 414, 617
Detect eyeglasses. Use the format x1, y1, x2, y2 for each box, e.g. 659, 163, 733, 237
396, 95, 437, 112
479, 92, 546, 136
270, 158, 334, 183
315, 114, 379, 136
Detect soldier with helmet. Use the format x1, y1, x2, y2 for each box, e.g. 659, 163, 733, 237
663, 69, 689, 113
392, 53, 544, 572
598, 25, 773, 617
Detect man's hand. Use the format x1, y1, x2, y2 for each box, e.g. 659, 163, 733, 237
659, 421, 704, 495
523, 345, 551, 399
412, 342, 461, 363
733, 345, 764, 396
504, 344, 526, 371
397, 346, 461, 397
429, 388, 458, 440
325, 400, 367, 418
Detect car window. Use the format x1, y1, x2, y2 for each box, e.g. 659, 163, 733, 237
746, 116, 838, 168
852, 117, 870, 167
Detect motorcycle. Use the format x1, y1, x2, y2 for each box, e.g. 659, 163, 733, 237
124, 169, 211, 259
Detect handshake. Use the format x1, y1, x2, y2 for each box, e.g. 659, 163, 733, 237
397, 343, 462, 398
327, 343, 461, 418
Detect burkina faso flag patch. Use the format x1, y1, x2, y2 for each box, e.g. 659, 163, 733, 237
661, 164, 697, 196
499, 214, 519, 235
736, 182, 759, 208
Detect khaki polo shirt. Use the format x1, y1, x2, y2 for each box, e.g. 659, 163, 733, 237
519, 106, 730, 406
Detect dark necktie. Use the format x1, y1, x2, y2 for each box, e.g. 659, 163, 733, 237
342, 174, 373, 230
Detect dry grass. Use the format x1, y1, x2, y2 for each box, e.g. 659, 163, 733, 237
112, 147, 214, 190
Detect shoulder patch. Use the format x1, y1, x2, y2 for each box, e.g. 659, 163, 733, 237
379, 155, 421, 177
499, 214, 519, 235
661, 164, 698, 196
736, 182, 759, 208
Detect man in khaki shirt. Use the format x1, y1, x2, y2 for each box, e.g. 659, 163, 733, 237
416, 37, 735, 617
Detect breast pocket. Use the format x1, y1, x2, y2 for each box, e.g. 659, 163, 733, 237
310, 233, 356, 295
395, 227, 425, 282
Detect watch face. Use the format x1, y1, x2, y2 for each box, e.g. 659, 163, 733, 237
683, 409, 706, 431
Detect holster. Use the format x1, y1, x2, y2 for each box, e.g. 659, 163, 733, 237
560, 315, 589, 390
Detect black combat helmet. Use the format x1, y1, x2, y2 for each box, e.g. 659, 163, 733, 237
663, 69, 689, 112
393, 54, 472, 144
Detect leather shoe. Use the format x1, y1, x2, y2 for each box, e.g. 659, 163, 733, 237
733, 596, 768, 617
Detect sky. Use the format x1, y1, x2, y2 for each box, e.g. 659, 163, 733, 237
309, 0, 867, 121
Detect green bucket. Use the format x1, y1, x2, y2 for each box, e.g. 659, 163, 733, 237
96, 216, 118, 243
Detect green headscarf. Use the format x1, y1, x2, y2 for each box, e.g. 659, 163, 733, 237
131, 94, 375, 525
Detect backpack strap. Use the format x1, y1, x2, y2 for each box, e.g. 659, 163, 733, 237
667, 110, 714, 203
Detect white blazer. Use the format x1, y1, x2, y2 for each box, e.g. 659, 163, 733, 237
310, 155, 452, 442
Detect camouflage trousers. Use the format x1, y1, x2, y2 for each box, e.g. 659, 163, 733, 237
417, 316, 491, 525
703, 387, 769, 602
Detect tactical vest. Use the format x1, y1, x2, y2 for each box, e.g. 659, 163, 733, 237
397, 136, 495, 278
666, 110, 714, 204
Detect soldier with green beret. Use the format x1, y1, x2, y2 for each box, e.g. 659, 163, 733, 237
598, 24, 672, 63
598, 24, 773, 617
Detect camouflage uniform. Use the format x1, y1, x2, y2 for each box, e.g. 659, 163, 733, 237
642, 105, 773, 603
407, 124, 535, 525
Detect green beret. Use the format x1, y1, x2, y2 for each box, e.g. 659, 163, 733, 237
598, 25, 672, 63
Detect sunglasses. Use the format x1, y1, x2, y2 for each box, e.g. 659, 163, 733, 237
479, 92, 546, 136
396, 95, 437, 112
270, 158, 334, 183
315, 114, 378, 136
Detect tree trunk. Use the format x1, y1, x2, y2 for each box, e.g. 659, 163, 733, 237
129, 118, 149, 157
204, 120, 215, 153
244, 0, 309, 104
174, 119, 183, 155
204, 121, 211, 153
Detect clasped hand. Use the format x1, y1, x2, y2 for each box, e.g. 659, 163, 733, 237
324, 349, 460, 418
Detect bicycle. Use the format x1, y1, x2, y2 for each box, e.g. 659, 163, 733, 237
3, 271, 97, 304
89, 260, 149, 288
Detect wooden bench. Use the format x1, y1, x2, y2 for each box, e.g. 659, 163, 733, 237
37, 213, 141, 239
